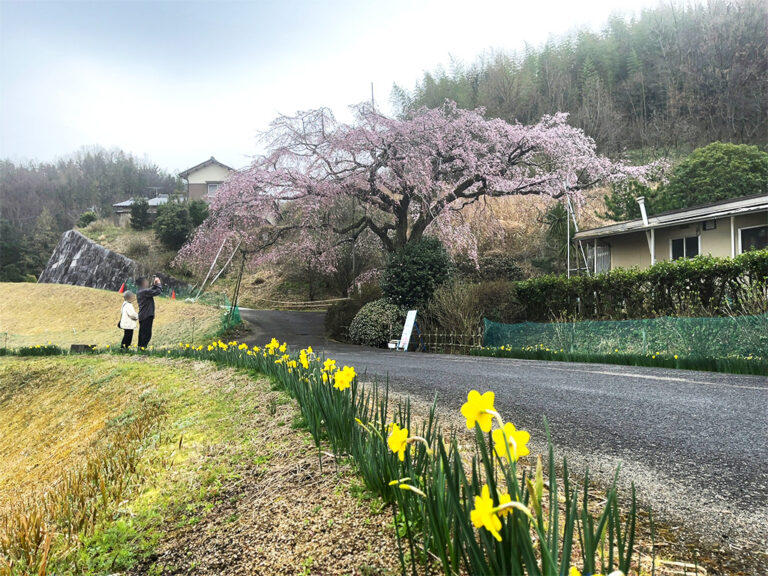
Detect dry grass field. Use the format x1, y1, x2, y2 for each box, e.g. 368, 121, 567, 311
0, 357, 149, 510
0, 355, 402, 575
0, 283, 223, 349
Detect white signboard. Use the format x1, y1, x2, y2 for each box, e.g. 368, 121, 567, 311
398, 310, 418, 351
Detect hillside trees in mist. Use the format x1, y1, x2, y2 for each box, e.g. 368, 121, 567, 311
0, 147, 175, 280
394, 0, 768, 156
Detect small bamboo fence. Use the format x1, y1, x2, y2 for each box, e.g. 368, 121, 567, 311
418, 329, 484, 355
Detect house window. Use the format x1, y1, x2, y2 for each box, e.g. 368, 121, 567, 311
671, 235, 699, 260
587, 243, 611, 273
207, 183, 220, 197
740, 225, 768, 253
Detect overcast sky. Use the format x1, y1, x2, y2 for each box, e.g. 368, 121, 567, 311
1, 0, 661, 174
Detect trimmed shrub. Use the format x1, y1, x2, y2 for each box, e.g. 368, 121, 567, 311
514, 249, 768, 321
348, 298, 406, 347
381, 237, 450, 308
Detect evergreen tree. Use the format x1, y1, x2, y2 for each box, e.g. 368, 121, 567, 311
130, 197, 151, 230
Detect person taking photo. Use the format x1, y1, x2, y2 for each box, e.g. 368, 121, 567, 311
136, 276, 163, 348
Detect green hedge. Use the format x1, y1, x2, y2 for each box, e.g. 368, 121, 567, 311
515, 250, 768, 321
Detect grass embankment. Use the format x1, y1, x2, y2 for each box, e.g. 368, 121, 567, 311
0, 283, 222, 349
0, 355, 401, 575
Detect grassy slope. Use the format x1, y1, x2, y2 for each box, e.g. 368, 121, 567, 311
0, 355, 400, 575
0, 283, 222, 349
78, 219, 179, 274
0, 357, 149, 506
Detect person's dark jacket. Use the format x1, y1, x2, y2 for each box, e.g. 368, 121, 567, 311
137, 284, 163, 321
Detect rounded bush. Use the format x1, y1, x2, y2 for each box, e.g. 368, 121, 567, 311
77, 211, 98, 228
348, 298, 406, 348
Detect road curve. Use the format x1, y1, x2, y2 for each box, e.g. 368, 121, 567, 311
240, 309, 768, 573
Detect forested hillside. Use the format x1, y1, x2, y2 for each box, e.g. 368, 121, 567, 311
393, 0, 767, 156
0, 147, 176, 280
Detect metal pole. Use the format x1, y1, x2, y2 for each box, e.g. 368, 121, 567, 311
594, 238, 598, 275
567, 203, 571, 278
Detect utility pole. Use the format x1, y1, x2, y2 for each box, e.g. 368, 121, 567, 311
371, 82, 375, 108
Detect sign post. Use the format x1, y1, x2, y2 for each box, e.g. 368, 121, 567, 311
397, 310, 418, 351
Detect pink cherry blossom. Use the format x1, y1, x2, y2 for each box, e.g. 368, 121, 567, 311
176, 102, 664, 275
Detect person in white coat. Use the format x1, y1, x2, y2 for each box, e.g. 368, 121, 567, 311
119, 291, 139, 348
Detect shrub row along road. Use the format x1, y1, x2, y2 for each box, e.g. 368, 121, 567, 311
241, 309, 768, 572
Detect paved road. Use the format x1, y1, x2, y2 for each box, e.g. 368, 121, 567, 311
241, 309, 768, 572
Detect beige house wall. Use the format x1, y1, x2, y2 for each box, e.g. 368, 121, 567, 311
596, 209, 767, 270
188, 183, 208, 202
607, 232, 651, 269
186, 164, 231, 185
184, 164, 232, 201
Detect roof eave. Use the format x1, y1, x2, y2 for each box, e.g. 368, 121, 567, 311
575, 197, 768, 241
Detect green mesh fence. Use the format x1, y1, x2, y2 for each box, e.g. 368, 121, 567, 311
222, 305, 242, 330
484, 313, 768, 358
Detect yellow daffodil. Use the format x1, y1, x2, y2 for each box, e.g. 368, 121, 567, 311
569, 568, 624, 576
265, 338, 279, 355
496, 492, 513, 517
460, 390, 497, 433
279, 342, 287, 353
492, 422, 530, 462
471, 485, 503, 541
322, 372, 328, 383
323, 358, 336, 373
299, 350, 310, 370
387, 423, 409, 461
333, 365, 356, 391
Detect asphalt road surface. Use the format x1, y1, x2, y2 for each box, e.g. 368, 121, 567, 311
241, 309, 768, 573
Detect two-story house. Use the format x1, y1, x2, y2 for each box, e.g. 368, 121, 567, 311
178, 156, 234, 202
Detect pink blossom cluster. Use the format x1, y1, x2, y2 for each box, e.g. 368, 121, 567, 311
176, 102, 664, 276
